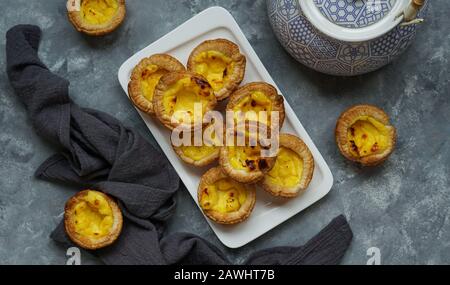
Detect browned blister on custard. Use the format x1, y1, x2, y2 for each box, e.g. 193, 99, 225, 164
335, 104, 396, 166
197, 167, 256, 225
64, 190, 123, 250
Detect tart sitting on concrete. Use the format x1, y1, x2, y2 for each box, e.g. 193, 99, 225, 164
335, 104, 396, 166
67, 0, 126, 36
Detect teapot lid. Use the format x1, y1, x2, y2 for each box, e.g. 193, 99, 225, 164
299, 0, 411, 42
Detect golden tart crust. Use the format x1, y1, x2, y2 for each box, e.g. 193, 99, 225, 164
153, 72, 217, 130
335, 104, 396, 166
219, 128, 276, 184
198, 167, 256, 224
173, 143, 219, 167
128, 54, 185, 115
64, 190, 123, 250
187, 39, 246, 101
67, 0, 126, 36
171, 125, 221, 167
226, 82, 285, 130
260, 134, 314, 198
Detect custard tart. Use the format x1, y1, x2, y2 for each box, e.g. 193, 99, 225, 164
128, 54, 185, 115
260, 134, 314, 198
64, 190, 123, 250
198, 167, 256, 224
171, 124, 222, 167
153, 72, 217, 130
67, 0, 126, 36
226, 82, 285, 130
335, 104, 396, 166
187, 39, 246, 100
219, 127, 276, 184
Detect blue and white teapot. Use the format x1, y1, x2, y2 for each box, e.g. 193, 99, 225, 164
267, 0, 427, 76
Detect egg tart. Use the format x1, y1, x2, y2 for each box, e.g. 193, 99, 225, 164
64, 190, 123, 250
219, 127, 276, 184
171, 124, 222, 167
153, 72, 217, 130
226, 82, 285, 130
67, 0, 126, 36
198, 167, 256, 224
260, 134, 314, 198
187, 39, 246, 101
336, 104, 396, 166
128, 54, 185, 115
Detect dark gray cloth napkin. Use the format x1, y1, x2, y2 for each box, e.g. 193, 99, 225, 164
6, 24, 353, 265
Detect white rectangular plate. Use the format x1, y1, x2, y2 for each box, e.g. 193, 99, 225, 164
118, 6, 333, 248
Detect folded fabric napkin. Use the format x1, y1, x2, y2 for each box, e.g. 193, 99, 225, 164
6, 24, 353, 265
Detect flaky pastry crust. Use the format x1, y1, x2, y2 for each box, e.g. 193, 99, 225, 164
172, 145, 219, 167
128, 54, 185, 115
219, 127, 276, 184
226, 82, 285, 130
64, 190, 123, 250
67, 0, 126, 36
335, 104, 396, 166
260, 133, 314, 198
197, 167, 256, 224
153, 71, 217, 130
187, 39, 246, 101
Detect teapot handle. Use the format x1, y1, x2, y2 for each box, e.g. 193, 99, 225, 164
397, 0, 425, 26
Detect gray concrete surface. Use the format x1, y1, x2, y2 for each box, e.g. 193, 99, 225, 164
0, 0, 449, 265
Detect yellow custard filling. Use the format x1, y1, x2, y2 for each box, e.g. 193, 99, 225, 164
200, 179, 247, 213
348, 116, 389, 157
73, 191, 113, 238
180, 145, 217, 161
163, 77, 213, 123
228, 145, 267, 172
233, 91, 273, 123
178, 126, 220, 161
140, 65, 167, 101
81, 0, 118, 25
267, 147, 303, 187
194, 51, 234, 91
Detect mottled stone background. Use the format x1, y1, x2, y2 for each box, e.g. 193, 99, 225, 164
0, 0, 448, 265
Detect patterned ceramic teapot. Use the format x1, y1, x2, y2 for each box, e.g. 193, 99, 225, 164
267, 0, 428, 76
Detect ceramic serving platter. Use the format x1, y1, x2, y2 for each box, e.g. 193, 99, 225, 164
118, 6, 333, 248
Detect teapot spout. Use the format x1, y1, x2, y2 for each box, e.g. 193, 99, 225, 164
399, 0, 425, 26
